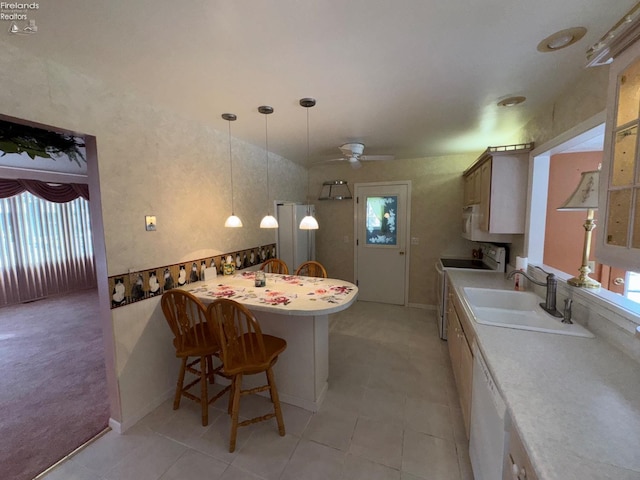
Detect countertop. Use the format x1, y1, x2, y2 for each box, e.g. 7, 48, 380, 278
182, 271, 358, 316
446, 270, 640, 480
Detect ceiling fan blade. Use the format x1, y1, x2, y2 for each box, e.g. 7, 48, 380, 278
313, 158, 347, 165
360, 154, 395, 161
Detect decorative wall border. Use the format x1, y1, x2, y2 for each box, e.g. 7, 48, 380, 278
107, 243, 276, 309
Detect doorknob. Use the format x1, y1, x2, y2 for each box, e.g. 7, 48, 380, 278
613, 277, 625, 286
399, 251, 405, 255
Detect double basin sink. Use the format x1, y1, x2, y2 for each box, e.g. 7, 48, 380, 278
463, 287, 594, 338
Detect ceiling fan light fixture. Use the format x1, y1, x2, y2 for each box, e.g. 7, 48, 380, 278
537, 27, 587, 52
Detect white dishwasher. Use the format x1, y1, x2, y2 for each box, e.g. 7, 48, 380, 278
469, 342, 510, 480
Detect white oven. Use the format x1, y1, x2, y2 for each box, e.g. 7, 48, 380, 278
435, 243, 506, 340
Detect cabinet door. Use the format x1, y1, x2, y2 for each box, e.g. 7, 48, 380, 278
447, 298, 461, 385
459, 333, 473, 438
596, 41, 640, 271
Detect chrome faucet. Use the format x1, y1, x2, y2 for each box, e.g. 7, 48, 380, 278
507, 266, 563, 318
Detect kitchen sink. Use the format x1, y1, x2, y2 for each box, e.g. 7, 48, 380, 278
462, 287, 594, 338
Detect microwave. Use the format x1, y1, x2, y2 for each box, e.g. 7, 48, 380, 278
462, 205, 514, 243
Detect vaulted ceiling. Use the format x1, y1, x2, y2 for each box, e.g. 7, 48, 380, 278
4, 0, 637, 166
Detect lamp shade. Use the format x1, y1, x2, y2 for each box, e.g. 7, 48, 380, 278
224, 214, 243, 228
557, 170, 599, 211
299, 215, 319, 230
260, 214, 279, 229
318, 180, 353, 200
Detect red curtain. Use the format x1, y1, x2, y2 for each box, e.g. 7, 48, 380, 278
0, 178, 89, 202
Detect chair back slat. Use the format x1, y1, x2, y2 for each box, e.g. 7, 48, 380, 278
161, 290, 211, 352
260, 258, 289, 274
208, 299, 266, 373
295, 261, 327, 278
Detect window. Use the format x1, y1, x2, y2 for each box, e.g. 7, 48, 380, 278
365, 195, 398, 245
627, 272, 640, 303
0, 191, 95, 306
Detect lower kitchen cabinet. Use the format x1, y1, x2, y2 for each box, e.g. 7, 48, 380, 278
447, 291, 474, 438
504, 424, 539, 480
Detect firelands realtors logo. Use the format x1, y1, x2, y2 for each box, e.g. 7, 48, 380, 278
1, 2, 39, 35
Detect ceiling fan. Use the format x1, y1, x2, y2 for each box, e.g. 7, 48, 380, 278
321, 143, 395, 169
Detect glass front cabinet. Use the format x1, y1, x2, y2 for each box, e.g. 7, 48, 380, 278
596, 32, 640, 272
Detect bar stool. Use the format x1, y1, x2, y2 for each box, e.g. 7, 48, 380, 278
207, 298, 287, 452
161, 290, 229, 426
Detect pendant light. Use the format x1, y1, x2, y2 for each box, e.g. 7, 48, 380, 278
258, 105, 279, 229
222, 113, 243, 228
299, 97, 319, 230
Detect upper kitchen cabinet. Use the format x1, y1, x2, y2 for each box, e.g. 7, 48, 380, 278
591, 9, 640, 271
463, 144, 532, 234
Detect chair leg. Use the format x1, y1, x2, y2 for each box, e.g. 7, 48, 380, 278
206, 355, 215, 384
174, 357, 188, 410
266, 367, 285, 436
227, 377, 235, 415
229, 374, 242, 453
200, 356, 209, 426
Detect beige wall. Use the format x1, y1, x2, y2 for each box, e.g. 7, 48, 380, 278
311, 154, 477, 307
0, 43, 307, 426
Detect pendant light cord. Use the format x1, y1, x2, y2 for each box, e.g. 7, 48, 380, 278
228, 120, 235, 214
265, 113, 271, 215
306, 106, 311, 215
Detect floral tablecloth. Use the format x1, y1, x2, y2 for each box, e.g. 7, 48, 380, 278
186, 272, 358, 316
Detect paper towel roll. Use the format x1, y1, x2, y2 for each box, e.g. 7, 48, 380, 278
515, 256, 528, 271
514, 256, 528, 290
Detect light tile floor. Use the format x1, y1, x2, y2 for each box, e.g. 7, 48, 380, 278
41, 301, 473, 480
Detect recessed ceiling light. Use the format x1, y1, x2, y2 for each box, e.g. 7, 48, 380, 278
497, 96, 526, 107
537, 27, 587, 52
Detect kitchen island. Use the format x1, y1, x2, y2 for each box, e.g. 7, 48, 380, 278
446, 269, 640, 480
183, 272, 358, 412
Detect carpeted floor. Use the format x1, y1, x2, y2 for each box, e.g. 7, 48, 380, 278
0, 289, 110, 480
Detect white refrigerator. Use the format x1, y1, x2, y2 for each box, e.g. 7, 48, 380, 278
276, 202, 316, 274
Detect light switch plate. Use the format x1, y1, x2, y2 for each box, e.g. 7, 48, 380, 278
145, 215, 156, 231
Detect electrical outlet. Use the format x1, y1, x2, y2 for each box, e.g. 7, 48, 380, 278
411, 237, 419, 245
587, 260, 595, 272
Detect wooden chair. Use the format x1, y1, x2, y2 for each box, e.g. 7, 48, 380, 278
295, 260, 328, 278
206, 298, 286, 452
259, 258, 289, 274
161, 290, 229, 426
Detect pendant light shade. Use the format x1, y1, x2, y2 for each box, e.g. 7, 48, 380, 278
260, 215, 279, 228
299, 214, 319, 230
299, 97, 319, 230
222, 113, 242, 228
259, 105, 278, 229
224, 215, 243, 228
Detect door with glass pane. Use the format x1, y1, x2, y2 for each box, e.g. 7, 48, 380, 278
354, 182, 410, 305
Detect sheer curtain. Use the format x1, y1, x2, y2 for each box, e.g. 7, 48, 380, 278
0, 184, 96, 307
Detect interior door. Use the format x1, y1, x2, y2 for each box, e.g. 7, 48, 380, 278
355, 182, 409, 305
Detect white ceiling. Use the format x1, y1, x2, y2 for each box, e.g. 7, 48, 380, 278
4, 0, 635, 166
